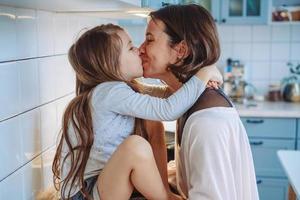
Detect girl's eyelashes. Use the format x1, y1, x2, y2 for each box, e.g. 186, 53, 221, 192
129, 46, 137, 51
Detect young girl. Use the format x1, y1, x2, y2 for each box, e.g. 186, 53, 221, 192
52, 24, 221, 200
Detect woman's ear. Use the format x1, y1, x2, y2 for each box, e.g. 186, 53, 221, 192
174, 40, 189, 60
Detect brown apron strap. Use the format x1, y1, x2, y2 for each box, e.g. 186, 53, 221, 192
177, 89, 233, 145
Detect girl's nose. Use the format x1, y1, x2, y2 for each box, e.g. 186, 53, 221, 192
139, 42, 145, 55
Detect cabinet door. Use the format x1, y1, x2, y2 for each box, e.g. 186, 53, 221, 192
241, 118, 297, 139
250, 138, 295, 177
142, 0, 179, 9
298, 119, 300, 149
256, 177, 288, 200
221, 0, 269, 24
180, 0, 220, 22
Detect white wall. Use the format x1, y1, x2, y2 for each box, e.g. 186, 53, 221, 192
0, 5, 116, 199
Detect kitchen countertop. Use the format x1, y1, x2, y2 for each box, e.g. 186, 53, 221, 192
163, 101, 300, 132
277, 150, 300, 198
235, 101, 300, 118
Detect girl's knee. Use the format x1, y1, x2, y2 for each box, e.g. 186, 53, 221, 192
123, 135, 153, 160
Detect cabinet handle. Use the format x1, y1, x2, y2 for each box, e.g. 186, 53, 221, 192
214, 18, 218, 22
246, 119, 264, 124
221, 18, 226, 23
256, 180, 263, 184
250, 141, 264, 146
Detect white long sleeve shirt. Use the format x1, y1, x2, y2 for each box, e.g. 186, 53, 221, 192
176, 107, 259, 200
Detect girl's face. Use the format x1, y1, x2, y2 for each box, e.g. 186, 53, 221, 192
139, 19, 178, 79
118, 30, 143, 81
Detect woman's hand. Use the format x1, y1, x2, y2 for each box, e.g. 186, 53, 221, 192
195, 64, 223, 86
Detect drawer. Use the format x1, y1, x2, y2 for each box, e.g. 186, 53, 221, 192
256, 177, 288, 200
249, 138, 295, 177
242, 118, 296, 139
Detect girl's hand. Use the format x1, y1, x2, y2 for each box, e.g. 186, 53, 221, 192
207, 81, 219, 89
195, 64, 223, 86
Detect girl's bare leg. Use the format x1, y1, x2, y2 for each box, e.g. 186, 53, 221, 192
97, 135, 168, 200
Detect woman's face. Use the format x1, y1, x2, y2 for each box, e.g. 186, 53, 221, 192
139, 19, 178, 79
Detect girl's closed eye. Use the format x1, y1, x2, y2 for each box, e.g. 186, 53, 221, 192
129, 46, 137, 51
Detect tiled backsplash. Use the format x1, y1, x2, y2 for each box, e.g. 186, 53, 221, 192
218, 24, 300, 95
0, 5, 117, 199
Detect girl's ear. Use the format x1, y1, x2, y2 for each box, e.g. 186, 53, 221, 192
174, 40, 189, 60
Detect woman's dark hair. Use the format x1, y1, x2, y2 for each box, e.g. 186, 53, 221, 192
150, 4, 220, 83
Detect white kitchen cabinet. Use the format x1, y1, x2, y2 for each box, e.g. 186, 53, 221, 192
256, 178, 289, 200
179, 0, 270, 24
298, 119, 300, 150
220, 0, 269, 24
242, 117, 298, 200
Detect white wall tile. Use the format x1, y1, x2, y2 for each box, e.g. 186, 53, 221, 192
271, 43, 290, 61
41, 147, 56, 189
78, 15, 99, 31
251, 80, 269, 97
55, 55, 75, 97
18, 59, 40, 111
15, 8, 37, 59
0, 62, 20, 121
37, 10, 54, 56
56, 94, 74, 131
23, 156, 42, 199
251, 43, 270, 61
290, 43, 300, 60
232, 43, 251, 61
0, 155, 42, 200
217, 25, 233, 43
270, 61, 290, 82
40, 102, 57, 151
252, 25, 271, 42
233, 26, 252, 42
19, 109, 41, 163
220, 43, 233, 61
291, 24, 300, 42
38, 57, 57, 104
54, 13, 70, 54
126, 25, 147, 46
250, 61, 270, 81
0, 117, 21, 180
0, 6, 16, 62
68, 15, 80, 44
272, 25, 290, 42
0, 167, 24, 199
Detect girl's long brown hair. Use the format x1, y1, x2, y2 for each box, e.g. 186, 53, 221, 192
52, 24, 146, 199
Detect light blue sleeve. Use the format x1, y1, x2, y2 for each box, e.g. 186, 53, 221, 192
104, 76, 205, 121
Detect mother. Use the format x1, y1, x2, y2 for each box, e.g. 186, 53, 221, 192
139, 4, 259, 200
